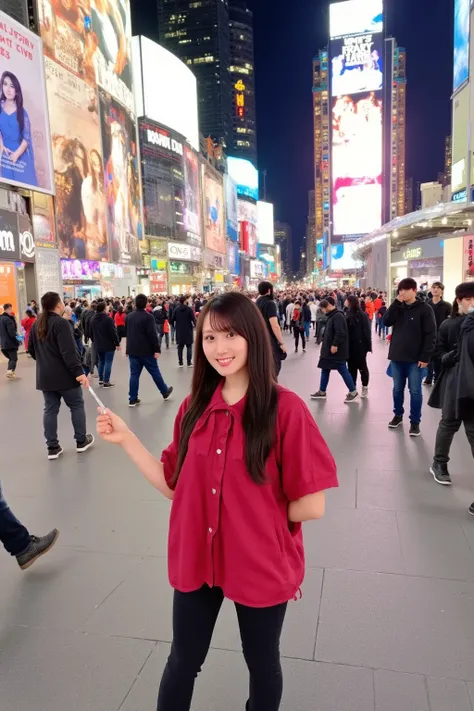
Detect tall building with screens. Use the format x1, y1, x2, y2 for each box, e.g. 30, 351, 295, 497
229, 0, 257, 164
1, 0, 28, 25
389, 42, 406, 218
313, 50, 330, 258
157, 0, 233, 148
329, 0, 383, 249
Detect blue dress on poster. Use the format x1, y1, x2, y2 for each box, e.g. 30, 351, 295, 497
0, 109, 38, 187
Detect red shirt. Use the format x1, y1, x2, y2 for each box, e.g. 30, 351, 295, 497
161, 383, 338, 608
114, 312, 126, 327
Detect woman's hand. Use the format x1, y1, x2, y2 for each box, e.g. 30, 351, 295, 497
9, 150, 20, 164
97, 408, 131, 445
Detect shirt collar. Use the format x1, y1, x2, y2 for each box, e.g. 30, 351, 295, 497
206, 379, 247, 417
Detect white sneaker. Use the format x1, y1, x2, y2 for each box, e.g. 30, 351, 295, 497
361, 386, 369, 398
5, 370, 15, 379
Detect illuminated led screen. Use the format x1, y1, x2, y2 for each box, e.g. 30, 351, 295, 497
330, 0, 384, 238
453, 0, 470, 93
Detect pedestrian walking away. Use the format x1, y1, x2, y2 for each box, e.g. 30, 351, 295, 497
90, 300, 120, 387
345, 295, 372, 398
428, 282, 474, 507
0, 481, 59, 570
172, 295, 196, 367
97, 292, 337, 711
311, 297, 358, 402
114, 305, 127, 344
28, 291, 94, 460
125, 293, 173, 407
383, 278, 436, 437
256, 280, 287, 379
0, 303, 19, 379
291, 300, 306, 353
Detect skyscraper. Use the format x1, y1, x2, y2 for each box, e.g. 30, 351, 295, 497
305, 189, 316, 276
274, 222, 292, 276
445, 135, 452, 186
229, 0, 257, 164
387, 42, 407, 219
312, 50, 330, 249
157, 0, 233, 147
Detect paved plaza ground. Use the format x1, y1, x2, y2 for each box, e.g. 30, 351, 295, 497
1, 332, 474, 711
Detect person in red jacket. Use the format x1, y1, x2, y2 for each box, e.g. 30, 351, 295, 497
97, 292, 337, 711
114, 305, 126, 344
21, 307, 36, 352
365, 297, 376, 322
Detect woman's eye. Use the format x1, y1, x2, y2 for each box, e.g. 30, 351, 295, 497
204, 335, 214, 342
227, 332, 235, 338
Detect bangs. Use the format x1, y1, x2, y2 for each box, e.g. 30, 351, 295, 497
206, 303, 246, 337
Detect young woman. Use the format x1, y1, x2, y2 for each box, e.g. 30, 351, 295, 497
81, 148, 107, 260
21, 307, 36, 353
0, 72, 38, 186
291, 299, 306, 353
97, 292, 337, 711
114, 305, 127, 344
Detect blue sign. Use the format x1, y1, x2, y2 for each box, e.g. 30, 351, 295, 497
227, 242, 240, 276
227, 157, 259, 201
454, 0, 470, 92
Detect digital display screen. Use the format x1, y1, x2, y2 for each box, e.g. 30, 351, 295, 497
454, 0, 470, 92
257, 201, 275, 245
329, 0, 383, 39
330, 241, 363, 271
61, 259, 101, 281
227, 157, 259, 201
330, 33, 383, 96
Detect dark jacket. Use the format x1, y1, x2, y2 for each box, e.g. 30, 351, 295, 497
455, 312, 474, 418
82, 309, 96, 342
383, 298, 436, 363
125, 308, 160, 357
302, 303, 312, 323
0, 312, 18, 350
427, 298, 452, 330
153, 306, 167, 334
428, 315, 465, 418
346, 310, 372, 362
90, 311, 119, 352
318, 308, 349, 369
256, 295, 280, 348
28, 313, 83, 391
172, 304, 196, 345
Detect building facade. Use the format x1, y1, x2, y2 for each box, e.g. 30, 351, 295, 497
157, 0, 233, 148
2, 0, 28, 25
388, 42, 407, 220
305, 189, 316, 276
274, 221, 292, 277
229, 0, 257, 165
312, 50, 330, 252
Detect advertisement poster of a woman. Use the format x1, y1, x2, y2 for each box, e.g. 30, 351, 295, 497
0, 12, 54, 194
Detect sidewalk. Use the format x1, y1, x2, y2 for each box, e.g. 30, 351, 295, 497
1, 336, 474, 710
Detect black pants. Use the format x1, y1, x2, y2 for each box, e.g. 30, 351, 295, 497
348, 356, 369, 388
426, 356, 441, 383
178, 343, 193, 366
2, 348, 18, 371
434, 417, 474, 464
157, 585, 287, 711
294, 327, 305, 351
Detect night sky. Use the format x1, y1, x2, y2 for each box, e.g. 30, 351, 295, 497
131, 0, 454, 271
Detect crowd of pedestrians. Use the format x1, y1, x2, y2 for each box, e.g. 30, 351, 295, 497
1, 278, 474, 710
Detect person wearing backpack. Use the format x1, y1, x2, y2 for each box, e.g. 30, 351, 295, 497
291, 300, 306, 353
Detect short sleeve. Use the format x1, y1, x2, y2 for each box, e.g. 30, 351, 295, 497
266, 300, 278, 319
160, 396, 190, 489
278, 391, 338, 501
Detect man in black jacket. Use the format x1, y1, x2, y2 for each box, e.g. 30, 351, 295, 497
90, 300, 120, 387
28, 292, 94, 460
311, 297, 358, 403
172, 296, 196, 367
126, 293, 173, 407
256, 281, 287, 378
425, 281, 452, 385
0, 303, 19, 379
383, 278, 437, 436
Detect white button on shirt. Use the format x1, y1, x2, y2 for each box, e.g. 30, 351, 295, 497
208, 527, 213, 534
212, 488, 217, 495
216, 449, 222, 455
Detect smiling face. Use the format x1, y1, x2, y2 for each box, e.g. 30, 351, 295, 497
2, 75, 15, 101
201, 313, 248, 378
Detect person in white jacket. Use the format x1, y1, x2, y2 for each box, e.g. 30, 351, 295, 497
310, 301, 319, 332
286, 300, 295, 329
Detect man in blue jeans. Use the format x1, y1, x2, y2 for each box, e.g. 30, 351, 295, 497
383, 278, 437, 437
125, 294, 173, 407
311, 297, 359, 403
0, 482, 59, 570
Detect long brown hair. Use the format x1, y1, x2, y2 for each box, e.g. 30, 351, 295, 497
174, 292, 278, 486
37, 291, 61, 340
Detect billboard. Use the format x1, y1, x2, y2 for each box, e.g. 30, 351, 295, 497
330, 33, 383, 96
0, 11, 54, 194
183, 146, 202, 243
99, 89, 142, 264
454, 0, 470, 93
225, 175, 238, 241
132, 36, 199, 151
203, 166, 225, 254
138, 119, 186, 240
45, 58, 107, 260
227, 241, 240, 275
61, 259, 101, 281
330, 241, 363, 271
238, 198, 258, 226
227, 156, 259, 201
38, 0, 134, 112
257, 201, 275, 245
329, 0, 383, 39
